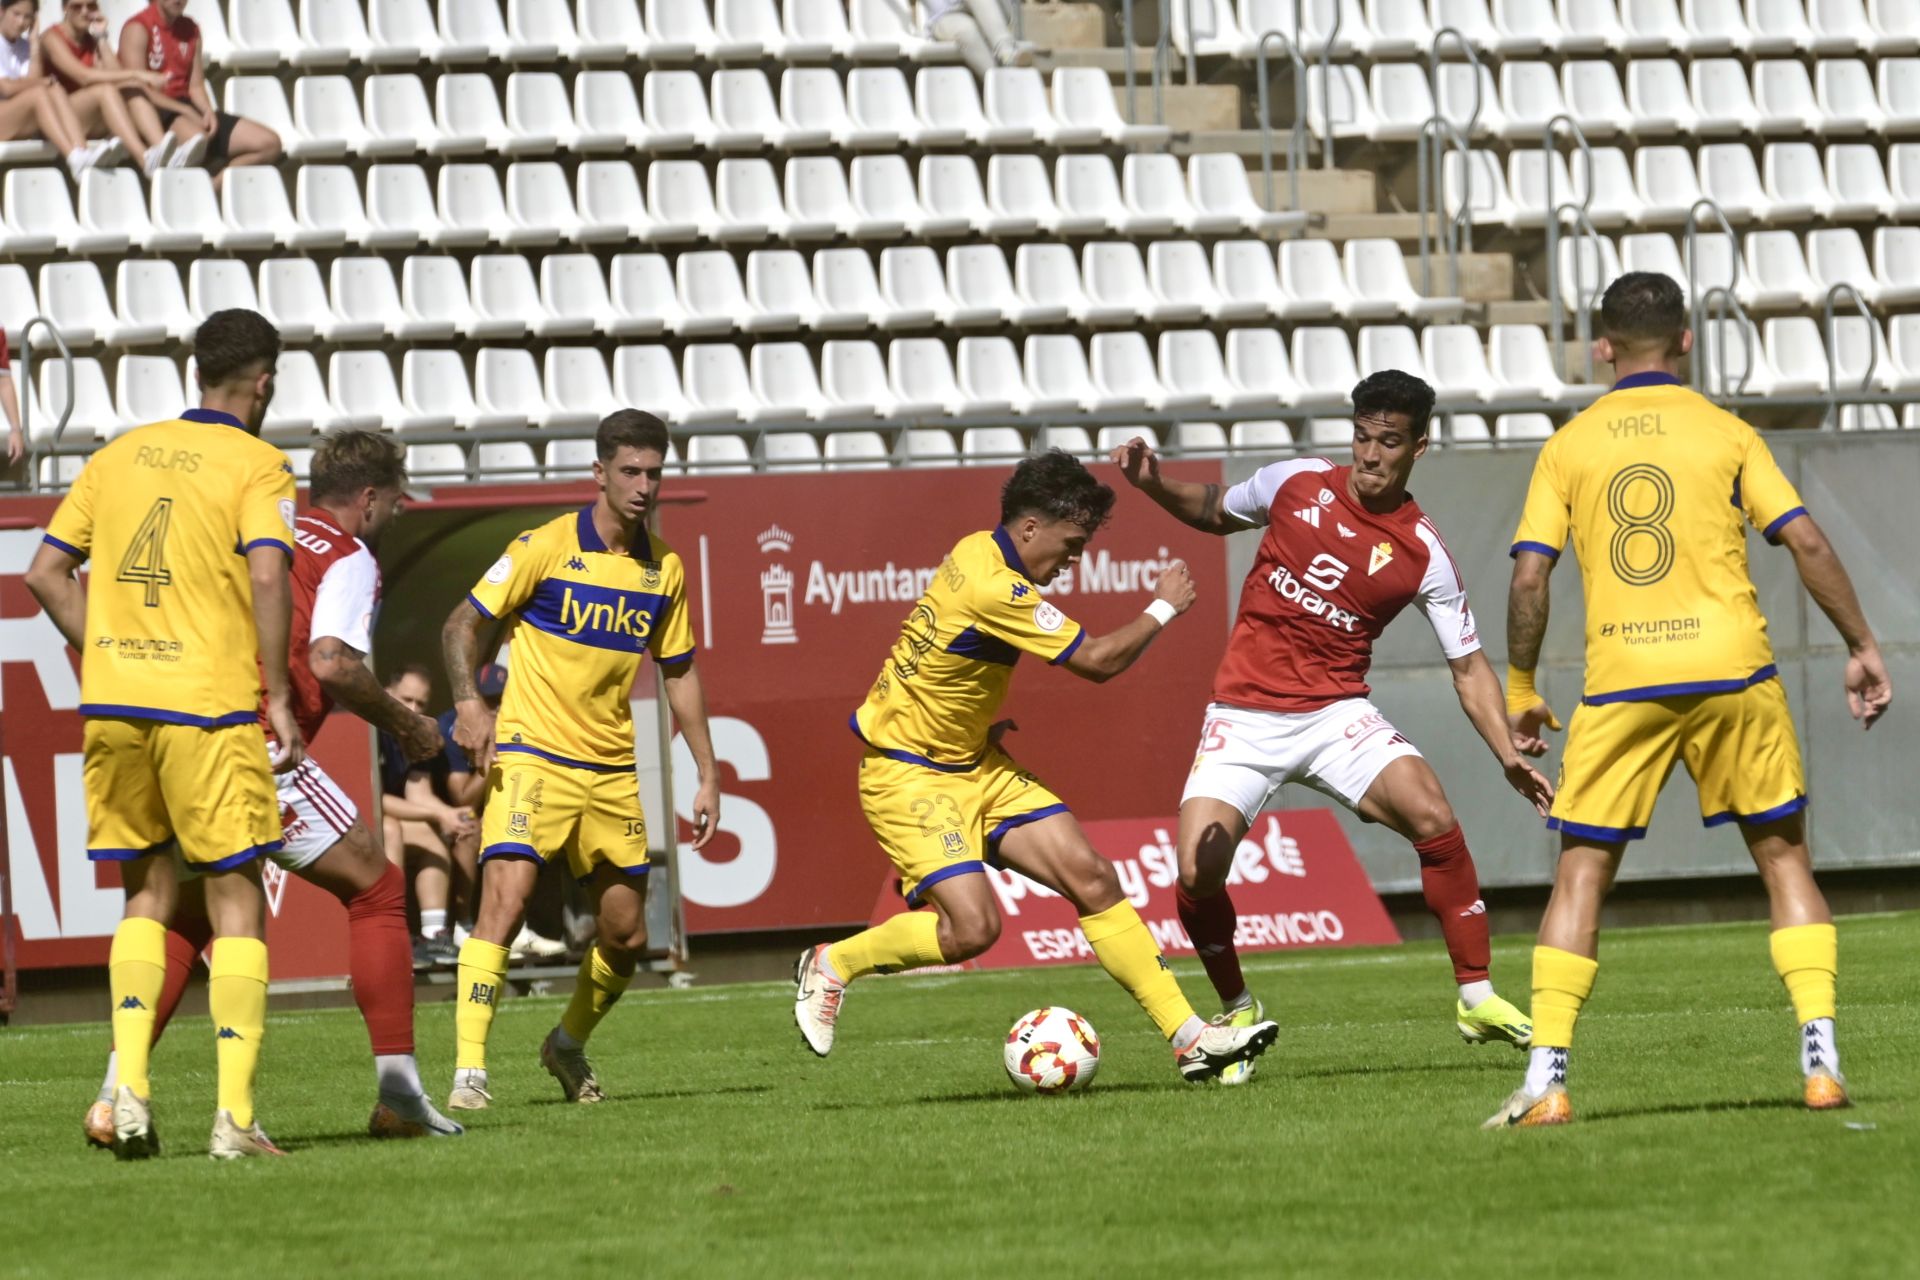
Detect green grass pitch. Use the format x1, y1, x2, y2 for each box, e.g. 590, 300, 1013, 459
4, 913, 1915, 1278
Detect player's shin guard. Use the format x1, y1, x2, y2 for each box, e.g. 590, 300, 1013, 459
558, 944, 632, 1045
1769, 923, 1838, 1025
1530, 946, 1598, 1049
1174, 882, 1245, 1006
1414, 825, 1491, 985
454, 939, 511, 1071
826, 911, 945, 982
1082, 901, 1195, 1041
346, 862, 415, 1056
208, 937, 268, 1129
108, 918, 169, 1099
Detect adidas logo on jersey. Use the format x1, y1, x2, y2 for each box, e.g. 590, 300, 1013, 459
1292, 506, 1321, 528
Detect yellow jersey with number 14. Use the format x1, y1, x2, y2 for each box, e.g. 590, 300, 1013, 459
852, 527, 1086, 770
466, 506, 697, 771
1510, 373, 1806, 704
43, 409, 296, 726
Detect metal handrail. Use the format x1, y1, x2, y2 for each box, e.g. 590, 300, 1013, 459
1821, 282, 1877, 430
1416, 114, 1475, 299
1254, 30, 1306, 218
1426, 27, 1484, 141
1540, 114, 1598, 383
1550, 201, 1607, 386
1685, 198, 1748, 395
1303, 0, 1343, 169
1697, 285, 1756, 399
1153, 0, 1170, 124
1123, 0, 1138, 124
18, 316, 75, 494
1181, 0, 1197, 84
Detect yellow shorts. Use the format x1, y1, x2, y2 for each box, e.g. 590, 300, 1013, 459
859, 747, 1069, 907
1548, 678, 1807, 843
479, 748, 649, 882
82, 717, 282, 870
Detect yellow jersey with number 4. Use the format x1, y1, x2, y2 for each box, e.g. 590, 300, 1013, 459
1510, 373, 1806, 704
852, 527, 1086, 770
466, 506, 696, 771
43, 409, 296, 727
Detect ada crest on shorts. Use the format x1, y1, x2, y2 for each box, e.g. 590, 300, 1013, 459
941, 830, 967, 858
1033, 600, 1065, 633
507, 810, 531, 838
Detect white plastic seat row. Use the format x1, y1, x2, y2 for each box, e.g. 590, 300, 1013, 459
1558, 225, 1920, 311
1695, 313, 1912, 397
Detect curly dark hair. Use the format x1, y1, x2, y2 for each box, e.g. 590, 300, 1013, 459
1351, 369, 1436, 440
1000, 449, 1116, 531
1598, 270, 1687, 356
193, 308, 281, 388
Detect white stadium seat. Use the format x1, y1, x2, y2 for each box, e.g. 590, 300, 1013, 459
1422, 325, 1498, 404
117, 261, 194, 342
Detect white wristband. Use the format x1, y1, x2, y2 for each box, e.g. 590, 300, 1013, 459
1144, 599, 1179, 627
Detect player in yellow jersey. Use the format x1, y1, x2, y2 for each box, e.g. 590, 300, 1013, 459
25, 309, 301, 1160
793, 451, 1280, 1082
1486, 273, 1893, 1128
441, 410, 721, 1110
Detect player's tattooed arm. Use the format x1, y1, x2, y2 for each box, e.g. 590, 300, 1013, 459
310, 636, 443, 761
1505, 551, 1555, 673
443, 598, 499, 775
1108, 438, 1244, 535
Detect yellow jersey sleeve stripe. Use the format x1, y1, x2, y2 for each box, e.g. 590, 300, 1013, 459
42, 533, 84, 559
1762, 507, 1808, 542
1510, 540, 1561, 560
467, 590, 497, 621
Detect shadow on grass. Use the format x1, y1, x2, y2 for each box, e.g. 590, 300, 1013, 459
1294, 1060, 1513, 1081
803, 1081, 1167, 1113
1583, 1096, 1807, 1122
527, 1083, 774, 1107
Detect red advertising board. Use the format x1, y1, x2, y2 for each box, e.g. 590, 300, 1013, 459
864, 810, 1401, 969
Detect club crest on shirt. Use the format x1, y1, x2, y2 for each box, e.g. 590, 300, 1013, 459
1367, 541, 1394, 575
641, 561, 663, 590
1033, 600, 1065, 633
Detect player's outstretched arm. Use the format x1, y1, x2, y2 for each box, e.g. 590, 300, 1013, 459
23, 540, 87, 651
310, 635, 444, 761
660, 658, 722, 851
1062, 559, 1197, 683
1449, 650, 1555, 817
1777, 515, 1892, 730
1504, 548, 1562, 753
1108, 437, 1249, 536
250, 544, 304, 774
442, 597, 498, 775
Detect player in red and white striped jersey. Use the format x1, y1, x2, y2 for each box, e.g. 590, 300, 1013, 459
1114, 371, 1554, 1080
85, 430, 461, 1145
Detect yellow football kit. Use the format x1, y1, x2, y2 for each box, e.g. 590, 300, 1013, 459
44, 409, 295, 869
1511, 373, 1809, 840
851, 527, 1084, 904
466, 506, 696, 880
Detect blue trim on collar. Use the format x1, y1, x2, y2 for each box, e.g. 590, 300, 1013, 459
576, 504, 653, 560
1611, 371, 1684, 391
990, 525, 1032, 581
181, 407, 247, 430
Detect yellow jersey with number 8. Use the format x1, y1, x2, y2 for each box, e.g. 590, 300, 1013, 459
1510, 373, 1806, 704
43, 409, 296, 726
852, 527, 1086, 770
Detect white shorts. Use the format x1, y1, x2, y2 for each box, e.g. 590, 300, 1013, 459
172, 756, 358, 878
1180, 699, 1423, 825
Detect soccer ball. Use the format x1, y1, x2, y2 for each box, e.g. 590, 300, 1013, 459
1003, 1007, 1101, 1095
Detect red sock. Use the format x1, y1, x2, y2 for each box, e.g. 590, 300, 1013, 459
343, 861, 415, 1056
1175, 882, 1246, 1005
148, 918, 212, 1048
1414, 825, 1490, 985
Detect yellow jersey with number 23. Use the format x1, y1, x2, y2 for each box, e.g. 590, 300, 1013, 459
852, 527, 1086, 770
1510, 373, 1807, 704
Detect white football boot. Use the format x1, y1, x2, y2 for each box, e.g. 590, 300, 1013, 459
540, 1028, 606, 1103
793, 944, 846, 1058
1176, 1019, 1280, 1083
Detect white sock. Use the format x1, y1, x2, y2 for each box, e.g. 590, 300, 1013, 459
552, 1025, 584, 1052
375, 1053, 425, 1100
1458, 979, 1495, 1007
420, 909, 447, 938
1524, 1045, 1567, 1095
1801, 1017, 1839, 1077
454, 1066, 487, 1088
1170, 1014, 1206, 1053
1221, 989, 1253, 1016
97, 1050, 119, 1104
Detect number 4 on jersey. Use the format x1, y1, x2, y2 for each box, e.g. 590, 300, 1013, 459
116, 497, 174, 607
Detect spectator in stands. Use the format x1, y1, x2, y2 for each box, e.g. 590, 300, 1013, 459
44, 0, 177, 175
117, 0, 280, 185
419, 662, 499, 948
0, 0, 118, 177
924, 0, 1034, 76
379, 663, 476, 969
2, 329, 21, 468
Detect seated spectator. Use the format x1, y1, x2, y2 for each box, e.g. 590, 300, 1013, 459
924, 0, 1034, 78
117, 0, 279, 185
0, 0, 118, 177
44, 0, 177, 174
378, 664, 475, 969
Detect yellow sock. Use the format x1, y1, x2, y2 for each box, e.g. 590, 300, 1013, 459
826, 911, 946, 982
1531, 945, 1599, 1050
1081, 901, 1195, 1041
208, 937, 268, 1129
1770, 923, 1837, 1024
455, 939, 511, 1072
108, 917, 168, 1099
558, 945, 632, 1045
